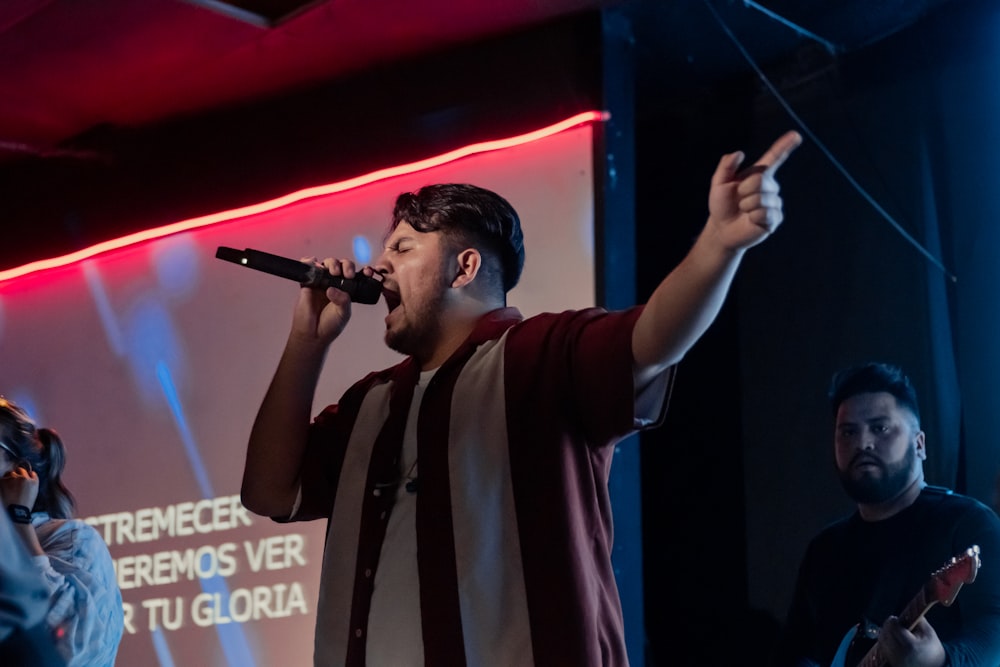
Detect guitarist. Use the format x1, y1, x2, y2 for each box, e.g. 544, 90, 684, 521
772, 362, 1000, 667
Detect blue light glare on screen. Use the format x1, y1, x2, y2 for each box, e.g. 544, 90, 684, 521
353, 234, 372, 264
83, 262, 126, 356
151, 334, 255, 667
151, 628, 176, 667
200, 569, 257, 667
153, 236, 200, 298
84, 258, 256, 667
156, 362, 214, 499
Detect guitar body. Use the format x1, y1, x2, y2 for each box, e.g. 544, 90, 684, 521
829, 625, 857, 667
829, 623, 875, 667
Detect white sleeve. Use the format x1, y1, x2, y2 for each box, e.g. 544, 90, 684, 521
33, 520, 124, 667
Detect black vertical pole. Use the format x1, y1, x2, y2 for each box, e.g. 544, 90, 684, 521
595, 9, 645, 667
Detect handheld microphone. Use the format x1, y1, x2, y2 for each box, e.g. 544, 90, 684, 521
215, 247, 383, 305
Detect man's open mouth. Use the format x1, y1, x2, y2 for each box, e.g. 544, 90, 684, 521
383, 289, 401, 312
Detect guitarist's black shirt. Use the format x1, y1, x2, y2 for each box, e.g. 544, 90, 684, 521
773, 486, 1000, 667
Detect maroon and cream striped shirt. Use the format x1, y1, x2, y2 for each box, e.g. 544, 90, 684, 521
290, 306, 673, 666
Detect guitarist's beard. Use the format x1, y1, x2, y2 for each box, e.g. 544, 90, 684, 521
837, 443, 917, 505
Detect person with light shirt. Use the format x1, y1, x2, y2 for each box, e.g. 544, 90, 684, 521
0, 397, 123, 667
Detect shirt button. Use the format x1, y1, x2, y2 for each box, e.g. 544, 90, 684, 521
355, 628, 363, 638
380, 511, 387, 520
365, 568, 372, 578
373, 488, 382, 497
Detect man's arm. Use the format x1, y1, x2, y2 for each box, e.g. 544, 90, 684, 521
632, 130, 801, 391
240, 259, 358, 518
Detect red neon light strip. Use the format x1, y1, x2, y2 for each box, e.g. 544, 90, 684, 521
0, 111, 608, 283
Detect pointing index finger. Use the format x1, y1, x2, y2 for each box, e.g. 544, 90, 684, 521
755, 130, 803, 174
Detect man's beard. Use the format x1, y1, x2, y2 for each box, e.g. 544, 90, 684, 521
384, 285, 447, 358
837, 442, 917, 504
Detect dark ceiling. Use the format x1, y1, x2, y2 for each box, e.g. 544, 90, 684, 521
0, 0, 957, 162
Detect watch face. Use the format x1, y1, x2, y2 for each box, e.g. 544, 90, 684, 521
8, 504, 31, 524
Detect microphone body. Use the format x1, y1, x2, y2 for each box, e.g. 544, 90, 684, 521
215, 247, 383, 305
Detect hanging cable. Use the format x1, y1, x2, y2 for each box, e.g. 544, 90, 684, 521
742, 0, 839, 54
701, 0, 958, 283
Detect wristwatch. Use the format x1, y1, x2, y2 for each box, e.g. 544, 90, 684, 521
8, 504, 31, 524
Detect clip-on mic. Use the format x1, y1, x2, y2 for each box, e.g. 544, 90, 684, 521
215, 247, 383, 305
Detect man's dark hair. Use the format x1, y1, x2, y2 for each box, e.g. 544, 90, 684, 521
827, 362, 921, 424
390, 183, 525, 292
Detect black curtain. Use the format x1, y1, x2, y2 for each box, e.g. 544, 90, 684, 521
638, 0, 1000, 662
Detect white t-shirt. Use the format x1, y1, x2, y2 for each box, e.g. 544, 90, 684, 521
366, 368, 435, 665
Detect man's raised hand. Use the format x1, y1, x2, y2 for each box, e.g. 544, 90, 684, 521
707, 129, 802, 251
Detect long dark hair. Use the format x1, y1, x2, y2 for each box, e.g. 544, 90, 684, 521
0, 398, 76, 519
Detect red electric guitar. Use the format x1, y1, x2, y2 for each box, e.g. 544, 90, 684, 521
830, 545, 981, 667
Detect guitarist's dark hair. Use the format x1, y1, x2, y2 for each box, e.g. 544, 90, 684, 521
828, 362, 921, 424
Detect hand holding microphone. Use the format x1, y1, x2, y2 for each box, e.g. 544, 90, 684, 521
216, 247, 383, 305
